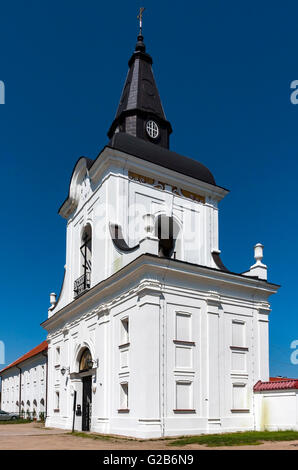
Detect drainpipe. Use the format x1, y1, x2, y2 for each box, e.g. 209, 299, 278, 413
16, 366, 22, 416
160, 259, 171, 438
42, 351, 48, 419
160, 294, 166, 437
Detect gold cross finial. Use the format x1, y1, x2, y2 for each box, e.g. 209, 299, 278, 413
137, 7, 145, 35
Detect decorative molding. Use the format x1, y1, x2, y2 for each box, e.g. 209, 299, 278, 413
173, 370, 195, 376
173, 340, 195, 346
231, 409, 250, 413
119, 343, 130, 349
80, 173, 91, 203
137, 280, 163, 300
173, 409, 196, 413
43, 255, 279, 334
97, 305, 110, 319
257, 302, 271, 315
128, 171, 205, 204
206, 291, 221, 308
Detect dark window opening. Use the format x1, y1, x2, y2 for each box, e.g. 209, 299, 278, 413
156, 215, 179, 258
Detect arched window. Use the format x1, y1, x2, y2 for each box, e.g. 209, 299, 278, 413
74, 224, 92, 297
81, 224, 92, 276
79, 348, 93, 372
156, 215, 180, 258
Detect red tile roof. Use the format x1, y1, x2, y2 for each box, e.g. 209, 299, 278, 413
254, 379, 298, 391
270, 376, 297, 382
0, 341, 48, 375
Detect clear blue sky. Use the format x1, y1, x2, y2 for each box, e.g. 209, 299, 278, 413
0, 0, 297, 377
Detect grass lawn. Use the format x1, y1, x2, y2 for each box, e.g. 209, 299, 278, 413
169, 430, 298, 447
69, 432, 134, 442
69, 429, 298, 448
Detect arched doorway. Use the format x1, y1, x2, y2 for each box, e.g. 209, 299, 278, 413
79, 348, 93, 431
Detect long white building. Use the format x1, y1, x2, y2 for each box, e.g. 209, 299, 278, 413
0, 341, 48, 419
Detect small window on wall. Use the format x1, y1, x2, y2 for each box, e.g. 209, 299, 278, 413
176, 312, 191, 342
232, 384, 248, 412
120, 317, 129, 345
119, 382, 129, 411
55, 391, 60, 411
232, 320, 245, 348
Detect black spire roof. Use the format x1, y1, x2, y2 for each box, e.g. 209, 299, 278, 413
108, 34, 172, 148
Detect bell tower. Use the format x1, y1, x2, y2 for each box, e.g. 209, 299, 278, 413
107, 12, 172, 148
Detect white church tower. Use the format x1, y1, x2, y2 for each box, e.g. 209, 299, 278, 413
42, 26, 279, 437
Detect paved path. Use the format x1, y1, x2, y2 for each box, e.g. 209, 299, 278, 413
0, 422, 68, 437
0, 423, 298, 450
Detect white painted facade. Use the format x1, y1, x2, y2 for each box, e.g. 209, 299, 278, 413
2, 25, 296, 438
42, 144, 280, 437
254, 389, 298, 431
0, 353, 47, 419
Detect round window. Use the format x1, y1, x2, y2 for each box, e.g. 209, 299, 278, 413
146, 120, 159, 139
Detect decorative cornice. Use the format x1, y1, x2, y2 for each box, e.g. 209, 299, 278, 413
206, 291, 221, 307
97, 305, 110, 319
62, 328, 69, 337
128, 171, 205, 204
137, 280, 163, 299
42, 254, 279, 333
257, 301, 271, 315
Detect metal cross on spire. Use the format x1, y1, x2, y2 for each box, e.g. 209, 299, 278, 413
137, 7, 145, 35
